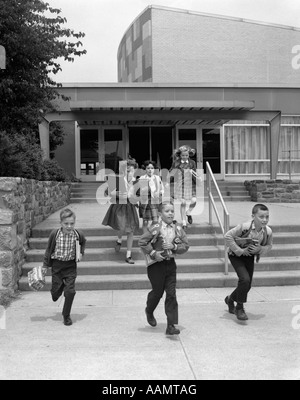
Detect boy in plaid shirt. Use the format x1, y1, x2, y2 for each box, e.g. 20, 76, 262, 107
43, 209, 86, 326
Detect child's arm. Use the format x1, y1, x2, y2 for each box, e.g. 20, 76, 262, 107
173, 227, 190, 255
42, 230, 56, 270
224, 225, 247, 256
139, 228, 165, 262
260, 230, 273, 255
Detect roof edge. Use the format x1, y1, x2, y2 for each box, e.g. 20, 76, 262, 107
150, 4, 300, 31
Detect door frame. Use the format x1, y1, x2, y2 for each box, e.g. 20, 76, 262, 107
175, 125, 225, 180
76, 125, 126, 181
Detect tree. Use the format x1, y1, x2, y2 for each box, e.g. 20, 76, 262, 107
0, 0, 86, 137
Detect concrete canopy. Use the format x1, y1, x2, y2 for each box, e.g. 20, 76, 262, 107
40, 94, 281, 179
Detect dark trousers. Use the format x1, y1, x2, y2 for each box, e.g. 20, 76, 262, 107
146, 258, 178, 325
229, 255, 255, 304
51, 260, 77, 316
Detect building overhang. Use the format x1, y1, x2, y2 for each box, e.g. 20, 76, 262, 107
49, 100, 255, 127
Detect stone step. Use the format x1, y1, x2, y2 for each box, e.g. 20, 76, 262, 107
22, 257, 300, 277
25, 244, 300, 262
18, 270, 300, 291
28, 232, 300, 250
30, 223, 300, 238
31, 224, 220, 238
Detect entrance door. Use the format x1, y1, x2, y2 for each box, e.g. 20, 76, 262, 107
78, 127, 125, 181
128, 127, 174, 170
176, 126, 223, 179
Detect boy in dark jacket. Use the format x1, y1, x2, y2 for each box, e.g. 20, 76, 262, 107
43, 209, 86, 326
139, 201, 189, 336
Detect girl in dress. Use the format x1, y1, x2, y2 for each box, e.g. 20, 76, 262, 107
138, 160, 164, 233
169, 145, 200, 230
102, 158, 139, 264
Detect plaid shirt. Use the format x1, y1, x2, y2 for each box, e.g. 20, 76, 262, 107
51, 229, 77, 262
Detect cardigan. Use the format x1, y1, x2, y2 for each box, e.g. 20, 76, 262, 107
43, 228, 87, 268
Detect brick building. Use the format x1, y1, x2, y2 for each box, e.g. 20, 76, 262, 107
40, 5, 300, 181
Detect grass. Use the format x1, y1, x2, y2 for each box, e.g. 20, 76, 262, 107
0, 290, 21, 309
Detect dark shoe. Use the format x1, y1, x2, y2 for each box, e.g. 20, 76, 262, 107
187, 215, 193, 225
166, 325, 180, 335
182, 225, 187, 232
63, 316, 73, 326
126, 257, 135, 264
145, 308, 157, 327
225, 296, 235, 315
235, 307, 249, 321
115, 241, 122, 253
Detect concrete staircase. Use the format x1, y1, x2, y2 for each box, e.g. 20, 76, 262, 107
19, 223, 300, 291
70, 181, 251, 203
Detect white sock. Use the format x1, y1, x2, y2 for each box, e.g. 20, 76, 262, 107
126, 251, 131, 258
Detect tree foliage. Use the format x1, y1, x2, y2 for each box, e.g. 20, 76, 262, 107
0, 0, 86, 135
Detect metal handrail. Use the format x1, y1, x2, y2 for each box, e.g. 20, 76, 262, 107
206, 162, 230, 275
281, 150, 300, 180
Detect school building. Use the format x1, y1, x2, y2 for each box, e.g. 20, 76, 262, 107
40, 5, 300, 181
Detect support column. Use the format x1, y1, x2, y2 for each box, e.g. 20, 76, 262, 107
269, 112, 281, 180
39, 119, 50, 160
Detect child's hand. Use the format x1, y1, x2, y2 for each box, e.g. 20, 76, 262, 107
42, 267, 48, 276
242, 248, 252, 256
248, 244, 261, 255
154, 251, 166, 262
77, 254, 83, 263
162, 243, 174, 250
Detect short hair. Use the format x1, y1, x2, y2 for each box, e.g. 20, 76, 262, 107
143, 160, 157, 169
159, 201, 174, 213
126, 158, 138, 169
252, 204, 269, 215
60, 208, 76, 221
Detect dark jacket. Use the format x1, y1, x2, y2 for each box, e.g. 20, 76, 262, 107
43, 228, 87, 268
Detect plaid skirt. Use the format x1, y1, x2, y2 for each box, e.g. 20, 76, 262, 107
173, 177, 196, 200
139, 202, 160, 221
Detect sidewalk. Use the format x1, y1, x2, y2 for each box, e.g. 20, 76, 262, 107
1, 286, 300, 380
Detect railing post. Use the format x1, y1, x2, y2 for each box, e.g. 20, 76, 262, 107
207, 169, 212, 226
224, 211, 230, 276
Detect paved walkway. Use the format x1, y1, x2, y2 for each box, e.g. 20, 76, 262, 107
1, 286, 300, 380
2, 200, 299, 380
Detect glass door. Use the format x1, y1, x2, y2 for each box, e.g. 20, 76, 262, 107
176, 127, 202, 169
175, 126, 223, 179
98, 127, 125, 180
201, 128, 222, 179
79, 128, 100, 181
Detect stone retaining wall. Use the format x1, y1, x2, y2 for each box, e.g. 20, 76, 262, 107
245, 180, 300, 203
0, 178, 71, 290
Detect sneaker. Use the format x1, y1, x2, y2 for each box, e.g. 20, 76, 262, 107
182, 225, 188, 232
145, 308, 157, 327
225, 296, 235, 315
125, 257, 135, 264
166, 325, 180, 335
115, 241, 122, 253
235, 307, 249, 321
